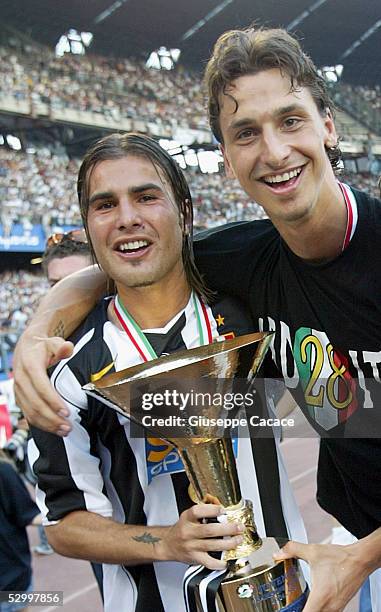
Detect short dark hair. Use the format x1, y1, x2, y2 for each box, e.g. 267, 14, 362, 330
204, 26, 341, 169
77, 132, 211, 301
42, 238, 91, 274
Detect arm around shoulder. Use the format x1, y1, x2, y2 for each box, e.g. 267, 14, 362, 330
13, 264, 107, 434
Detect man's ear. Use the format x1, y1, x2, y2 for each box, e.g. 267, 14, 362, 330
323, 108, 338, 149
220, 144, 236, 179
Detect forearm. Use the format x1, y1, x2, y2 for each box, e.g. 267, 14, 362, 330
27, 264, 107, 339
46, 511, 170, 565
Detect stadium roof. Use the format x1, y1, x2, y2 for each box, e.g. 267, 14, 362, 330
1, 0, 380, 84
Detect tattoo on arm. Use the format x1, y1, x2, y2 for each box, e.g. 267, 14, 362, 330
53, 320, 65, 338
132, 532, 161, 544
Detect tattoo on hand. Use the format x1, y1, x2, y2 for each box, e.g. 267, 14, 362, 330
53, 320, 65, 338
132, 532, 161, 544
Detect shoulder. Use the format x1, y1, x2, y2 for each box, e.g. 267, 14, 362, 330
194, 219, 277, 254
210, 294, 252, 337
50, 297, 116, 388
352, 186, 381, 214
352, 186, 381, 235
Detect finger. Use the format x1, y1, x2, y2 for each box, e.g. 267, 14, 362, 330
197, 521, 244, 539
15, 375, 72, 434
14, 337, 73, 432
273, 540, 310, 562
186, 504, 224, 521
27, 402, 71, 435
31, 337, 74, 368
195, 553, 227, 571
198, 535, 244, 553
45, 339, 74, 367
16, 370, 69, 417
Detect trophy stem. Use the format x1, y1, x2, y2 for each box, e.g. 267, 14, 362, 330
176, 438, 262, 560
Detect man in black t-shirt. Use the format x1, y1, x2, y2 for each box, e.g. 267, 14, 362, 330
194, 26, 381, 612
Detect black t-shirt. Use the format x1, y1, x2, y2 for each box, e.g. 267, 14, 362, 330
194, 187, 381, 538
0, 461, 40, 591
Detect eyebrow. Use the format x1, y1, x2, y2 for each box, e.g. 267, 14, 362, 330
274, 104, 305, 117
129, 183, 164, 194
228, 104, 306, 132
88, 183, 163, 205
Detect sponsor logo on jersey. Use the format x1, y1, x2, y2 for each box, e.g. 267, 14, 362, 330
90, 361, 115, 382
145, 437, 239, 483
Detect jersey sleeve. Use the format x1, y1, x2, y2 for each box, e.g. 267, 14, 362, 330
29, 361, 113, 526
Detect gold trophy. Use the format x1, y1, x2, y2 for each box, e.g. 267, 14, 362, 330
83, 332, 308, 611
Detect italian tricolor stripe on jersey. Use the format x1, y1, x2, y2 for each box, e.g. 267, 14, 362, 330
113, 291, 215, 363
339, 182, 358, 251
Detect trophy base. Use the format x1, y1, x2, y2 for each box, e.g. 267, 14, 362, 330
217, 537, 308, 611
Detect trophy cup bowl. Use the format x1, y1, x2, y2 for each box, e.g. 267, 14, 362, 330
83, 332, 308, 611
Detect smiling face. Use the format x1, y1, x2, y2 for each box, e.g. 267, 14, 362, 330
86, 155, 185, 294
219, 69, 339, 226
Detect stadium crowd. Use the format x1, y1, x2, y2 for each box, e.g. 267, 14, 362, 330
0, 42, 208, 132
0, 146, 267, 234
2, 38, 381, 138
2, 146, 380, 237
332, 82, 381, 134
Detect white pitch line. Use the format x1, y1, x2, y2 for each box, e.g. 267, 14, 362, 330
42, 582, 97, 612
290, 466, 316, 484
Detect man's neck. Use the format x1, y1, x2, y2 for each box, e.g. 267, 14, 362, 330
111, 275, 191, 330
273, 179, 347, 262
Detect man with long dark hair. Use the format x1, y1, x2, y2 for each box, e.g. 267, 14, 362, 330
27, 133, 305, 611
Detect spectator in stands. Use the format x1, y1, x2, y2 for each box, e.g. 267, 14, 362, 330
42, 229, 91, 286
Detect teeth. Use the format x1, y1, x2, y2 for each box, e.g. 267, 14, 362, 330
263, 167, 302, 184
118, 240, 149, 252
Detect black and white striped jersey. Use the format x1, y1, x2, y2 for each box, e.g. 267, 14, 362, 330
29, 294, 307, 612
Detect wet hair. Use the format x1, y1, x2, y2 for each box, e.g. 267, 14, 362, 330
77, 132, 211, 300
204, 26, 342, 169
42, 239, 91, 274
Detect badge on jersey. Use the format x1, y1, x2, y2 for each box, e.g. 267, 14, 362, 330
145, 436, 239, 484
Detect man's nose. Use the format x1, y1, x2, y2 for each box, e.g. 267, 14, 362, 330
260, 128, 291, 169
116, 199, 143, 229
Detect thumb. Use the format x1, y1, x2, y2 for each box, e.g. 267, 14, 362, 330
43, 338, 74, 366
273, 540, 310, 562
55, 339, 75, 360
